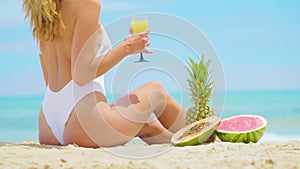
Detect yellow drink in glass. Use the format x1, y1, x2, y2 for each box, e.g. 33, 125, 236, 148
132, 21, 149, 34
131, 15, 149, 62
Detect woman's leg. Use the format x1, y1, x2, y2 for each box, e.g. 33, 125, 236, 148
111, 81, 186, 143
73, 81, 185, 147
112, 81, 186, 133
110, 92, 175, 144
136, 116, 174, 144
152, 82, 187, 133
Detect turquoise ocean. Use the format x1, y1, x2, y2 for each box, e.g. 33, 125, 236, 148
0, 90, 299, 143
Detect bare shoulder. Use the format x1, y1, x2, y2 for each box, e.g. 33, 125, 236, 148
69, 0, 101, 17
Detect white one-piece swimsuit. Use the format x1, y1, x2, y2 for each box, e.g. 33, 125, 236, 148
42, 29, 112, 145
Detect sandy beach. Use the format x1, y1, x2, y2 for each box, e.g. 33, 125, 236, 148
0, 140, 299, 169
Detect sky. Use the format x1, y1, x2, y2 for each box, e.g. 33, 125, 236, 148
0, 0, 300, 96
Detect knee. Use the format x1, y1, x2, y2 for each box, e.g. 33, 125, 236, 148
145, 81, 168, 107
147, 81, 170, 99
147, 81, 164, 91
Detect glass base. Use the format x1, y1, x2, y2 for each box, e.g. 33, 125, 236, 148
134, 53, 149, 63
134, 59, 149, 63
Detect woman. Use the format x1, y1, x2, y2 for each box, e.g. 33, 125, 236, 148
23, 0, 186, 148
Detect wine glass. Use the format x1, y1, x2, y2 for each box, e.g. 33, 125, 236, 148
131, 15, 149, 63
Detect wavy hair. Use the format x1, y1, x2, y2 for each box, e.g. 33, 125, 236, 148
23, 0, 64, 41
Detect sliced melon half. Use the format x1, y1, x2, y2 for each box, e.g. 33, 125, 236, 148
172, 116, 220, 146
215, 115, 267, 143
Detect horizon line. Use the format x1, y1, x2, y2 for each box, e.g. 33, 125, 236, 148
1, 88, 300, 98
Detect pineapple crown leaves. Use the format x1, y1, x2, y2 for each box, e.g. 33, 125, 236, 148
185, 55, 215, 106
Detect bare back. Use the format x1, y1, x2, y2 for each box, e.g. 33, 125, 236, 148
40, 0, 103, 91
39, 1, 77, 91
38, 0, 104, 146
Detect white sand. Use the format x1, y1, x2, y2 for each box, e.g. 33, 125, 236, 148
0, 140, 300, 169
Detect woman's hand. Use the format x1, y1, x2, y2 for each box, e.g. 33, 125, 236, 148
123, 28, 153, 55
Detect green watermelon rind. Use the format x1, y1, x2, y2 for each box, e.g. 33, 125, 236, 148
172, 116, 220, 147
215, 115, 267, 143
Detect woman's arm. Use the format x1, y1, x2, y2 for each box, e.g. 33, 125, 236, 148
91, 32, 150, 79
71, 1, 149, 86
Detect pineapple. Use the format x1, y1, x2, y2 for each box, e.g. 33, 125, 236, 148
185, 55, 215, 125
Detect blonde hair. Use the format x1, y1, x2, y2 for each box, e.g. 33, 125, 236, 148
23, 0, 64, 41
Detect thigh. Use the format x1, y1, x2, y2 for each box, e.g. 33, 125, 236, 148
71, 82, 166, 147
38, 108, 60, 145
112, 81, 167, 114
73, 93, 152, 147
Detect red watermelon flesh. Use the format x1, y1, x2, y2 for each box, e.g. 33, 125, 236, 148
217, 116, 265, 132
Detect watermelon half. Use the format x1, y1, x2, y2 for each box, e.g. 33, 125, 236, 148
171, 116, 220, 146
215, 115, 267, 143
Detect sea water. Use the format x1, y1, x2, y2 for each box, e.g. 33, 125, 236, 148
0, 90, 299, 143
223, 90, 300, 142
